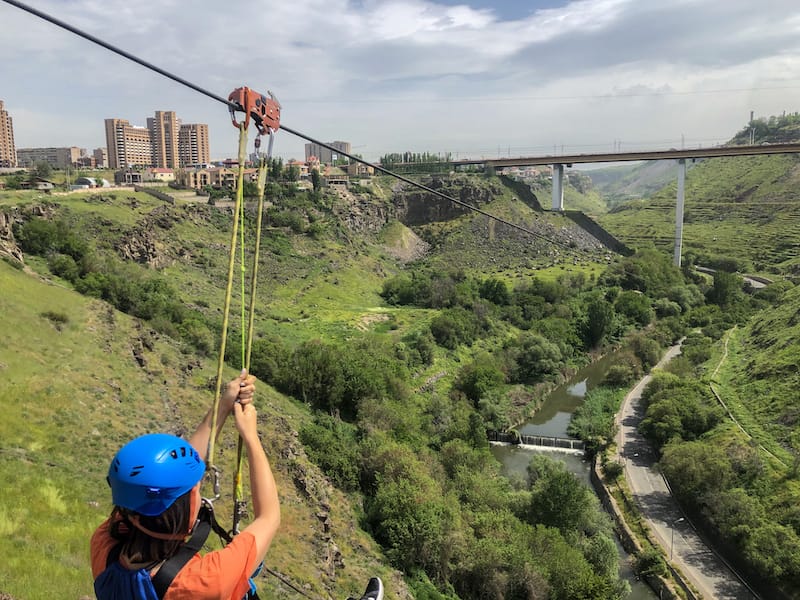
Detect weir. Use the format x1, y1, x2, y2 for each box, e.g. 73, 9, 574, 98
488, 430, 585, 453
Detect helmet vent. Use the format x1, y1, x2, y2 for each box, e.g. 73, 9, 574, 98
129, 465, 144, 477
170, 450, 178, 459
180, 447, 187, 457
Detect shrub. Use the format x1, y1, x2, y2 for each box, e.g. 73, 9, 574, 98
41, 310, 69, 330
615, 290, 654, 326
430, 308, 480, 349
635, 547, 667, 577
603, 461, 623, 481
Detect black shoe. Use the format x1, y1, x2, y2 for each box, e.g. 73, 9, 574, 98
360, 577, 384, 600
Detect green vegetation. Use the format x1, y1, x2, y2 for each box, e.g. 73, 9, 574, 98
3, 148, 800, 600
634, 280, 800, 594
597, 143, 800, 275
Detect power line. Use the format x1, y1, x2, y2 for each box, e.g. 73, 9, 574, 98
1, 0, 585, 252
282, 86, 800, 105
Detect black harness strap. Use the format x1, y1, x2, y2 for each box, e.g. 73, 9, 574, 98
151, 506, 213, 599
106, 504, 260, 600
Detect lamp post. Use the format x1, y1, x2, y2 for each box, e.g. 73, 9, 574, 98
670, 517, 685, 560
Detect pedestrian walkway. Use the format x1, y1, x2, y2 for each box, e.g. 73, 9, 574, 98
616, 342, 754, 600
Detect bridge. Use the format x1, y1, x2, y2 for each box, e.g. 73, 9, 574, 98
392, 142, 800, 267
488, 430, 586, 454
451, 142, 800, 168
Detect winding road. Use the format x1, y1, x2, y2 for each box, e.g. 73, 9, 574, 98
616, 342, 754, 600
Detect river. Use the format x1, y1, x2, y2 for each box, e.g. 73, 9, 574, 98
490, 352, 657, 600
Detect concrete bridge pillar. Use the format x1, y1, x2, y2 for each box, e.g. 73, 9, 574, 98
551, 163, 564, 211
673, 159, 686, 267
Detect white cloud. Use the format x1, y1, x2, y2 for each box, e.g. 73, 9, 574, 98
1, 0, 799, 161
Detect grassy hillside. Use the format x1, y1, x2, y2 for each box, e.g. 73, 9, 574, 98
596, 153, 800, 274
584, 160, 697, 207
1, 179, 623, 599
0, 258, 407, 599
724, 283, 800, 454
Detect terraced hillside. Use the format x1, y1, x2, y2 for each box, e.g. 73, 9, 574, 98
597, 153, 800, 274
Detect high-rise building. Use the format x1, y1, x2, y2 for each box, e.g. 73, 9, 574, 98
304, 140, 351, 164
148, 110, 180, 169
0, 101, 16, 168
105, 118, 153, 168
178, 123, 210, 167
106, 112, 210, 169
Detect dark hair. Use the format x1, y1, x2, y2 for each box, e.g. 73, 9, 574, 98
110, 490, 192, 566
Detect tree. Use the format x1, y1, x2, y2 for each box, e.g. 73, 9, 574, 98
479, 277, 511, 305
614, 291, 653, 326
708, 270, 743, 307
455, 357, 505, 404
34, 161, 52, 179
582, 296, 614, 348
311, 168, 321, 191
511, 333, 564, 384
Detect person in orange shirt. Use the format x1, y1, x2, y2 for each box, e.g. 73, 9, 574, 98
91, 370, 280, 599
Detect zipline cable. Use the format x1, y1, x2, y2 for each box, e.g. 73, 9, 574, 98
2, 0, 583, 252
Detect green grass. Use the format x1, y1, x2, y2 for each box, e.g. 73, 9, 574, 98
0, 260, 408, 598
598, 155, 800, 272
708, 328, 792, 465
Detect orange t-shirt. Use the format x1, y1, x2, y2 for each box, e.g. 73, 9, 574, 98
91, 517, 257, 600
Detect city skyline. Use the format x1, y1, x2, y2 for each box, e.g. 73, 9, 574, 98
1, 1, 799, 163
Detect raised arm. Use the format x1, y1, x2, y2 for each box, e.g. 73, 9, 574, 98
190, 369, 256, 461
232, 400, 281, 573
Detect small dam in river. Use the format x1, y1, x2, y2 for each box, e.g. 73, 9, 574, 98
488, 430, 585, 454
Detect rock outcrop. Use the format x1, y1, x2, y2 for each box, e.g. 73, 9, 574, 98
115, 207, 177, 269
0, 212, 23, 264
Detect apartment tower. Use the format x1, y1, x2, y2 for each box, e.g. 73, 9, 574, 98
105, 118, 153, 169
148, 110, 180, 169
178, 123, 210, 166
106, 112, 210, 169
304, 140, 351, 164
0, 101, 17, 168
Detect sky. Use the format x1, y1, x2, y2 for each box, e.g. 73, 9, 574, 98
1, 0, 800, 163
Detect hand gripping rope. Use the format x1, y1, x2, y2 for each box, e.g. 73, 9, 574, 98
206, 88, 281, 537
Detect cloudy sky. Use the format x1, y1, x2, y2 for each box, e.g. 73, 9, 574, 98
1, 0, 799, 162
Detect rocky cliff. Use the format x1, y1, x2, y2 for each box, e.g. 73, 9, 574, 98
0, 211, 23, 264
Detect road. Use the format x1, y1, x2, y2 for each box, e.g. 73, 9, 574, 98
616, 342, 754, 600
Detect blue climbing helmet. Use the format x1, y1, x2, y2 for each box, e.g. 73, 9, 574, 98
107, 433, 206, 516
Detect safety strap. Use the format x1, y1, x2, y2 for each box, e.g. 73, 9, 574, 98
150, 506, 212, 598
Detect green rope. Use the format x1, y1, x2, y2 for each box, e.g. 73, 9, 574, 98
239, 174, 247, 369
207, 123, 248, 491
232, 151, 270, 534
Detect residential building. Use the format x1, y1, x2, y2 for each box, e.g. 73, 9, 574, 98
93, 147, 108, 168
143, 167, 175, 182
105, 112, 210, 169
16, 146, 82, 169
287, 158, 309, 178
76, 155, 96, 168
0, 101, 17, 168
304, 140, 351, 164
178, 123, 210, 167
346, 162, 374, 177
148, 110, 180, 169
105, 118, 153, 168
176, 166, 258, 190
